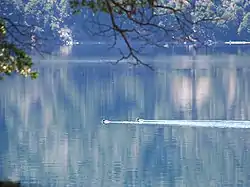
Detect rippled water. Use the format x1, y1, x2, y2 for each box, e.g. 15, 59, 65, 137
1, 55, 250, 186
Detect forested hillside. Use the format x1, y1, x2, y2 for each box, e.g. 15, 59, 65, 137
1, 0, 250, 44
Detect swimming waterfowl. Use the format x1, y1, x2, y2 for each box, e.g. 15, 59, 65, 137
101, 119, 106, 125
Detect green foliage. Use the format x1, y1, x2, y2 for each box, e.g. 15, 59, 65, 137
0, 19, 38, 80
0, 0, 73, 80
70, 0, 111, 14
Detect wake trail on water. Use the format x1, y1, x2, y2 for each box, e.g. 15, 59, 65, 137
102, 119, 250, 129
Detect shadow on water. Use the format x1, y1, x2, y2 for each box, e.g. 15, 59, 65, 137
1, 55, 250, 186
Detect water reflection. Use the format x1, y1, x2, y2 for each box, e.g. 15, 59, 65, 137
0, 56, 250, 186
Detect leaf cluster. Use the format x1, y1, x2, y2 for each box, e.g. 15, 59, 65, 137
0, 18, 38, 80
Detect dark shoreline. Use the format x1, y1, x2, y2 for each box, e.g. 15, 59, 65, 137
0, 181, 20, 187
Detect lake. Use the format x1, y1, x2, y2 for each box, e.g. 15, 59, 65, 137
1, 50, 250, 186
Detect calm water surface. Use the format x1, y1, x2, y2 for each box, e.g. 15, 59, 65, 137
0, 54, 250, 186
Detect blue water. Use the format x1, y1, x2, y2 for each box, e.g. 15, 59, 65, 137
1, 54, 250, 186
